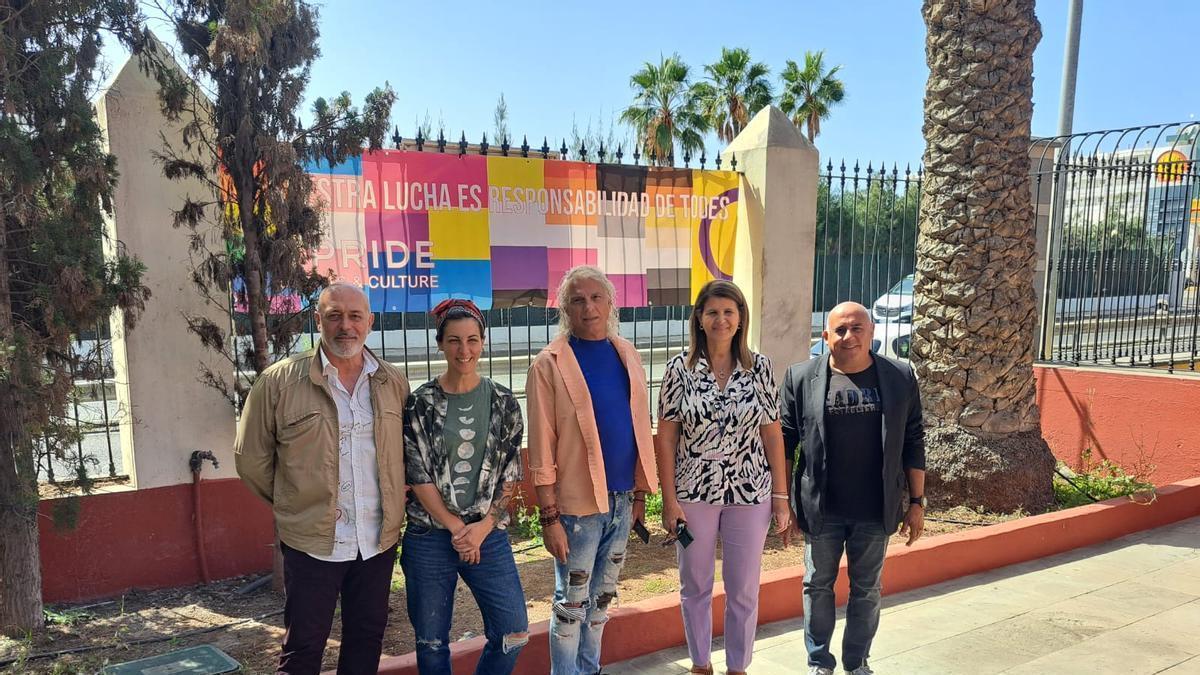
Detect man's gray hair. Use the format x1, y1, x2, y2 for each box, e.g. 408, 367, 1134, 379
317, 282, 371, 310
555, 265, 621, 338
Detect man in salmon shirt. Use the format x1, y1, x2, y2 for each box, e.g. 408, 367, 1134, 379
526, 265, 660, 675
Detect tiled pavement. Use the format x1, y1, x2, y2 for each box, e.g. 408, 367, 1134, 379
607, 516, 1200, 674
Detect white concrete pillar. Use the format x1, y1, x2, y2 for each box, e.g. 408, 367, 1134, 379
724, 107, 820, 378
97, 49, 237, 489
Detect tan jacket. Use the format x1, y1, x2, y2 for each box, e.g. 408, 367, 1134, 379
234, 344, 410, 556
526, 334, 659, 515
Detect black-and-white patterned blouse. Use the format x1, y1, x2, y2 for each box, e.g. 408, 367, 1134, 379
658, 351, 781, 505
404, 377, 524, 529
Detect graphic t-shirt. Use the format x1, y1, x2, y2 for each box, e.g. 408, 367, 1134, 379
441, 380, 492, 511
823, 363, 884, 522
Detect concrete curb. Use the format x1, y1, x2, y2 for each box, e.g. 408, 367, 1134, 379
369, 477, 1200, 675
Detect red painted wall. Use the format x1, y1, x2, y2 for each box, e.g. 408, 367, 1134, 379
1035, 365, 1200, 485
39, 477, 273, 603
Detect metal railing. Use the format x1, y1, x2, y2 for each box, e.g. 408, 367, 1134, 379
1034, 122, 1200, 372
39, 322, 124, 485
814, 160, 922, 360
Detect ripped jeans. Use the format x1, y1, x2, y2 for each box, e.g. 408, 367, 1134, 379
549, 491, 633, 675
400, 524, 529, 675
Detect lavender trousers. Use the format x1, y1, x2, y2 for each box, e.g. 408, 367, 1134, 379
677, 499, 773, 671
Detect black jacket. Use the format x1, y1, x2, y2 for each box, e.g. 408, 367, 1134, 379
780, 352, 925, 535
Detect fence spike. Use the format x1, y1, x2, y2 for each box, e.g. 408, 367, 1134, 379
633, 145, 641, 165
699, 148, 707, 169
391, 126, 401, 149
437, 129, 446, 153
683, 148, 691, 167
730, 152, 737, 171
560, 139, 569, 159
715, 152, 722, 170
479, 133, 489, 156
578, 141, 587, 162
458, 131, 468, 156
597, 142, 606, 163
540, 137, 550, 158
501, 135, 510, 157
616, 144, 624, 164
415, 127, 425, 151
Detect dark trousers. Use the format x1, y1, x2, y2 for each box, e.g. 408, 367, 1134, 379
278, 542, 398, 675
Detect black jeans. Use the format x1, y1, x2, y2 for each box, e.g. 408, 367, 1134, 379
278, 542, 397, 675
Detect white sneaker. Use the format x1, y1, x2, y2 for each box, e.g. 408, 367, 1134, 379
846, 664, 875, 675
809, 667, 834, 675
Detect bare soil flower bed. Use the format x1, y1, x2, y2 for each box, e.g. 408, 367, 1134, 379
0, 508, 1007, 674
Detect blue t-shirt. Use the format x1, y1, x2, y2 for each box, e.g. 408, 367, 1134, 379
569, 336, 637, 492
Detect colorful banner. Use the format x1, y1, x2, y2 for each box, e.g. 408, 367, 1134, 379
306, 151, 739, 311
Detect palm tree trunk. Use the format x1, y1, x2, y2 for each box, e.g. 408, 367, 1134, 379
913, 0, 1055, 512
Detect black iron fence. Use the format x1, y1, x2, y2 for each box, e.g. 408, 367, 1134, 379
57, 124, 1198, 485
39, 322, 124, 486
1034, 122, 1200, 372
814, 160, 921, 359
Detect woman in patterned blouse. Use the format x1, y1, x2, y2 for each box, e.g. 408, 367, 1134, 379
655, 280, 793, 675
401, 299, 530, 674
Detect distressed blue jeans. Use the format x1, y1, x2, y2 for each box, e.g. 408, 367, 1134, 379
803, 515, 889, 672
400, 524, 529, 675
549, 491, 633, 675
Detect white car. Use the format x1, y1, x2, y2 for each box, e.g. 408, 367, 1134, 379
872, 274, 914, 324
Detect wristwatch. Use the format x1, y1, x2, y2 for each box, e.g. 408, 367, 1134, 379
909, 495, 927, 508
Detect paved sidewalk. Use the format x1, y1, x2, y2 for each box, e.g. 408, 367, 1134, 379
608, 516, 1200, 674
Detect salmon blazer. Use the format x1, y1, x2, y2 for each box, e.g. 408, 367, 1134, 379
526, 333, 659, 515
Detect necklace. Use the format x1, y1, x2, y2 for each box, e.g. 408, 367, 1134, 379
710, 357, 733, 379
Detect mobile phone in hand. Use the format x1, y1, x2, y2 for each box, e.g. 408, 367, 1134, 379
631, 519, 650, 544
676, 522, 694, 548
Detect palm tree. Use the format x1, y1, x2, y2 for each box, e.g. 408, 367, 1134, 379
912, 0, 1054, 512
621, 54, 708, 165
778, 51, 845, 143
693, 47, 773, 144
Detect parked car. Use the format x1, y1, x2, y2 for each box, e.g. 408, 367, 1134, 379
872, 273, 914, 323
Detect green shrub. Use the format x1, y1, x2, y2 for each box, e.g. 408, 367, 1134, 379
509, 494, 542, 543
644, 492, 663, 519
1054, 449, 1155, 509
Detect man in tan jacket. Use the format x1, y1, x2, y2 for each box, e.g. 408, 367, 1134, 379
235, 282, 409, 675
527, 265, 659, 675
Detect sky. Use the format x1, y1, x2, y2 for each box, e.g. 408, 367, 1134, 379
108, 1, 1200, 168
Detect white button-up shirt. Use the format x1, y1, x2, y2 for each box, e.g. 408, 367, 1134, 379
308, 348, 385, 562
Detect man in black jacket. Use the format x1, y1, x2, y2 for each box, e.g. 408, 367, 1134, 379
781, 301, 926, 675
